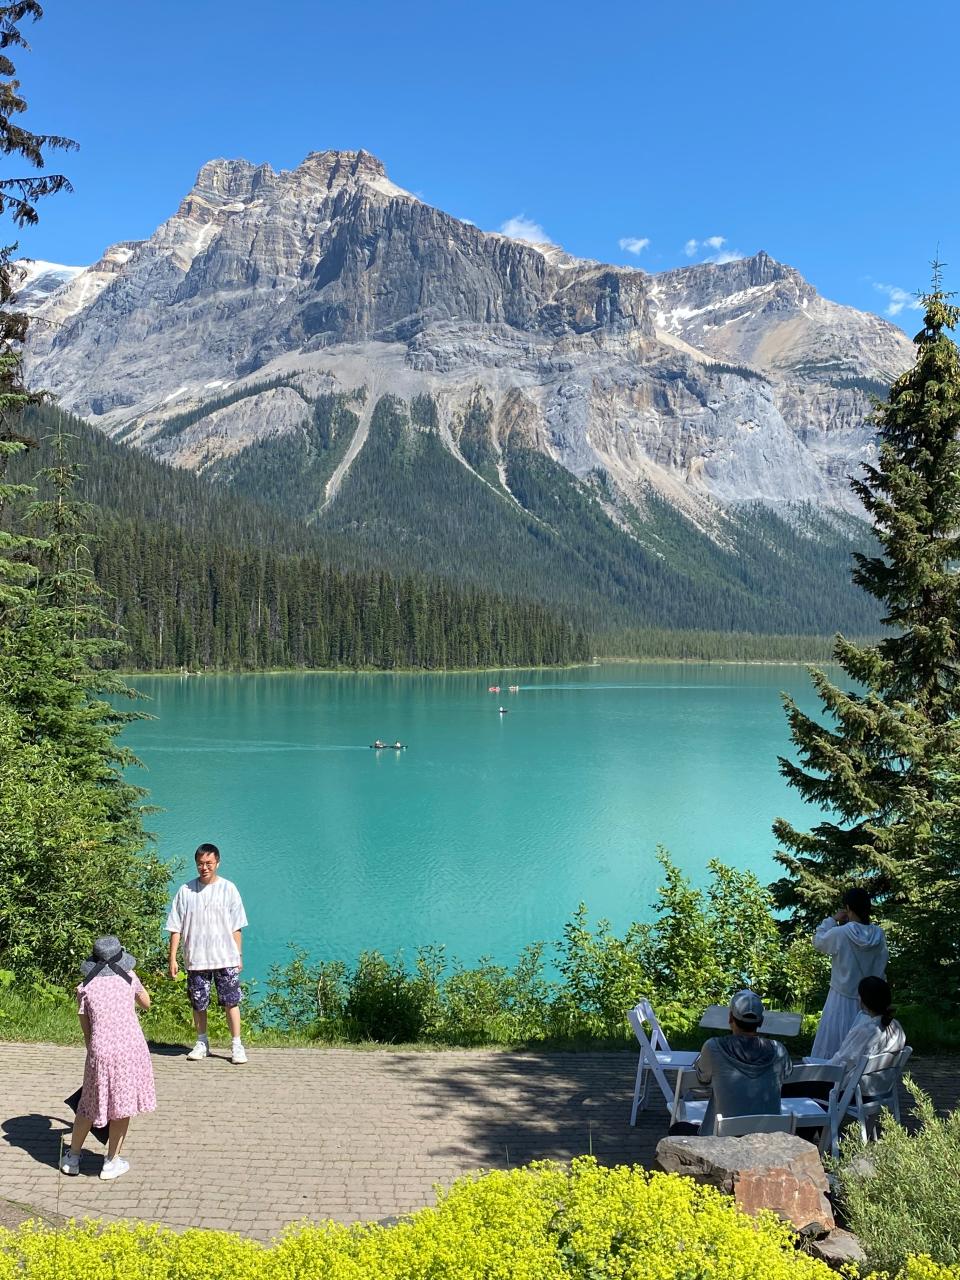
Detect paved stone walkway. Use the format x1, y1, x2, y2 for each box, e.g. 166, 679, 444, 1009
0, 1042, 956, 1240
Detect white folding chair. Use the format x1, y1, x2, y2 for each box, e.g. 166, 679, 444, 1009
826, 1045, 913, 1157
780, 1062, 844, 1153
628, 1000, 699, 1124
715, 1111, 797, 1137
670, 1066, 709, 1130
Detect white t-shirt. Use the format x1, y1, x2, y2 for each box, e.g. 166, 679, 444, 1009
165, 876, 248, 971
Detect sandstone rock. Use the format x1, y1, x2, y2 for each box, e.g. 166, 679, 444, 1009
656, 1133, 835, 1235
805, 1229, 866, 1270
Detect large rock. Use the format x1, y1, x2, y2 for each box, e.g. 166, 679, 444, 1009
805, 1229, 866, 1270
19, 149, 914, 522
656, 1133, 835, 1235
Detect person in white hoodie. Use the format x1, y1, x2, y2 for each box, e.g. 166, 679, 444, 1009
811, 887, 888, 1058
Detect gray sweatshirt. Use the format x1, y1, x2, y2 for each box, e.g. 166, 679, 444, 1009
695, 1034, 793, 1134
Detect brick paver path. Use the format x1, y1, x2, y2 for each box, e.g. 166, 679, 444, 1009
0, 1042, 957, 1240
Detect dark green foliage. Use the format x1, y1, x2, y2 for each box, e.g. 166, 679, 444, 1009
251, 853, 825, 1046
410, 393, 439, 430
773, 283, 960, 999
8, 406, 587, 671
0, 2, 76, 605
316, 393, 881, 638
455, 388, 500, 485
830, 375, 892, 399
214, 391, 358, 517
702, 360, 770, 383
596, 627, 871, 662
0, 25, 168, 985
145, 374, 300, 443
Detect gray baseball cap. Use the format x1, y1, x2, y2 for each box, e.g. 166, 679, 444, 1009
729, 989, 764, 1027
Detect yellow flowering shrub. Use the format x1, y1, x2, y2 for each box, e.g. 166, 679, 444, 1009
869, 1261, 960, 1280
0, 1159, 943, 1280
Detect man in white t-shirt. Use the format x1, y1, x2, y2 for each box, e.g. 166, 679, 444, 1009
166, 843, 249, 1064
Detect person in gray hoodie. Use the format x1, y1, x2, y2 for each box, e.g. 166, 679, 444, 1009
811, 888, 888, 1058
694, 990, 792, 1135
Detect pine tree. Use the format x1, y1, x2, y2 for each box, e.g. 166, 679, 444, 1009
0, 2, 76, 607
772, 275, 960, 997
0, 8, 169, 982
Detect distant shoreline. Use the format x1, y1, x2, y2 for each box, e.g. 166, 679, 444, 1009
116, 656, 840, 678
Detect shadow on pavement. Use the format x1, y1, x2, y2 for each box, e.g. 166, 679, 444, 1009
1, 1113, 70, 1170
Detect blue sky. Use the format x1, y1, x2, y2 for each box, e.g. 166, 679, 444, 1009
11, 0, 958, 326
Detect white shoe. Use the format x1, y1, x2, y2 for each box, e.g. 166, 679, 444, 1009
231, 1041, 247, 1065
186, 1039, 209, 1061
100, 1156, 129, 1181
60, 1150, 80, 1176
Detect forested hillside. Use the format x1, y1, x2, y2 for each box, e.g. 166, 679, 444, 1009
7, 409, 587, 670
217, 390, 882, 636
8, 393, 882, 668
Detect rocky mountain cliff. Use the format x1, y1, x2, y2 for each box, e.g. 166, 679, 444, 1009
21, 150, 914, 518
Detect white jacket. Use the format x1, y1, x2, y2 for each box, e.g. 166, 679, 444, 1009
813, 918, 888, 997
830, 1011, 906, 1095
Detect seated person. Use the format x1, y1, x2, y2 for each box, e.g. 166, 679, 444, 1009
820, 975, 905, 1096
694, 990, 792, 1134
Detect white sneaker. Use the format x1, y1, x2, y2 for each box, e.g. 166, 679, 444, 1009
60, 1150, 80, 1176
100, 1156, 129, 1181
231, 1041, 247, 1065
186, 1038, 209, 1061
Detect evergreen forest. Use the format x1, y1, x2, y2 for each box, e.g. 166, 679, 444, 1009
5, 386, 885, 669
6, 407, 588, 671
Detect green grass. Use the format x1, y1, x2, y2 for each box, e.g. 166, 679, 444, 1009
4, 982, 958, 1056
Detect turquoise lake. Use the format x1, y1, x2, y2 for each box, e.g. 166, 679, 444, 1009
121, 665, 827, 984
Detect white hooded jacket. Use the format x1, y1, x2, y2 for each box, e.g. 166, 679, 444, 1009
814, 918, 888, 997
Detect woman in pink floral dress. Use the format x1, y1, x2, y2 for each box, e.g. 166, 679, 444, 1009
60, 935, 156, 1181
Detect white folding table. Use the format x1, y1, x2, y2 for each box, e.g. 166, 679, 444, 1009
698, 1005, 802, 1037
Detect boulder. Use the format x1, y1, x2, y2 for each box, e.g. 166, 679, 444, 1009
656, 1133, 835, 1235
805, 1229, 866, 1270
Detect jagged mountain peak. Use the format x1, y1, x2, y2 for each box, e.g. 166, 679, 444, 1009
21, 148, 917, 525
188, 147, 416, 209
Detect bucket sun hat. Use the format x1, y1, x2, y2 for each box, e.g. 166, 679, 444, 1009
80, 935, 136, 985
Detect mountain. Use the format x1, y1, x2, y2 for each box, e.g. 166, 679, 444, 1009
18, 149, 913, 636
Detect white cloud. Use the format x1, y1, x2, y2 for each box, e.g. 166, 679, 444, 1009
618, 236, 650, 256
499, 215, 553, 245
874, 282, 922, 318
683, 233, 744, 265
705, 249, 745, 264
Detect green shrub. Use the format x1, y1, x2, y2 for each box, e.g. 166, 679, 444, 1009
837, 1081, 960, 1274
343, 950, 430, 1042
0, 1158, 841, 1279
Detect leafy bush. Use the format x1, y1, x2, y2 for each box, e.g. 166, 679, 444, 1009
4, 850, 835, 1051
343, 950, 431, 1042
837, 1082, 960, 1274
223, 854, 829, 1047
260, 946, 347, 1034
0, 1158, 842, 1279
0, 706, 169, 985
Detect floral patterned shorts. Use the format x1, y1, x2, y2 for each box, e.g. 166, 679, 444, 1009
186, 968, 243, 1011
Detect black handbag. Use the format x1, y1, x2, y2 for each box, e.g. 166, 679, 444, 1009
64, 1088, 109, 1145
